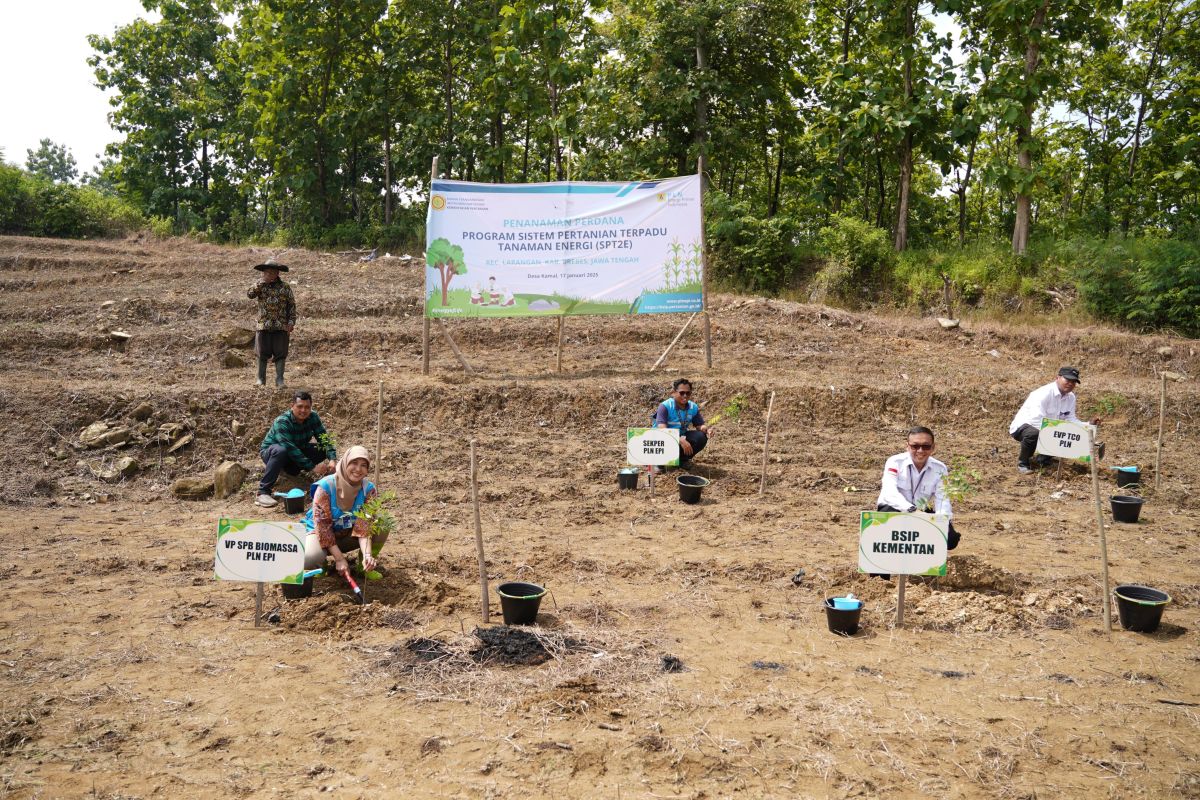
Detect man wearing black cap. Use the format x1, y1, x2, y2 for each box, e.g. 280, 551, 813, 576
1008, 367, 1100, 474
247, 262, 296, 387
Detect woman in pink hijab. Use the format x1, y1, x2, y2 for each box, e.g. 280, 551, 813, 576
301, 445, 387, 579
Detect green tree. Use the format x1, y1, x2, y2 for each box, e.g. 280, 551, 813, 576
426, 237, 467, 305
25, 139, 79, 183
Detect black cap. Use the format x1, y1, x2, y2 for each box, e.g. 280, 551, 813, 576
253, 262, 289, 272
1058, 366, 1081, 383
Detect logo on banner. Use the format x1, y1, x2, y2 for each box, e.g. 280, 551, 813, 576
431, 195, 446, 211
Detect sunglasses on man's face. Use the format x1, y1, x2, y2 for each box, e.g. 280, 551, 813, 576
908, 442, 933, 451
676, 390, 691, 396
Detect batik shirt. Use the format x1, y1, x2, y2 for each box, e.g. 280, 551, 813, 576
247, 279, 297, 331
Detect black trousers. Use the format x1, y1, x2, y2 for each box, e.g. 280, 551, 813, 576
259, 443, 324, 493
1011, 424, 1041, 467
680, 429, 708, 462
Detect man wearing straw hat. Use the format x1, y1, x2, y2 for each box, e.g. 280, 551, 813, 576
1008, 366, 1101, 474
247, 260, 296, 387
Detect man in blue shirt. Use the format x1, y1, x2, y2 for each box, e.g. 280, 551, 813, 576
654, 378, 712, 470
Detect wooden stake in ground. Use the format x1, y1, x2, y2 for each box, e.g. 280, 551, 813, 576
556, 316, 565, 373
1090, 436, 1112, 632
470, 440, 489, 623
437, 318, 475, 375
422, 157, 438, 376
254, 582, 264, 628
651, 311, 698, 371
375, 380, 383, 486
896, 575, 907, 626
759, 390, 776, 495
1156, 372, 1167, 490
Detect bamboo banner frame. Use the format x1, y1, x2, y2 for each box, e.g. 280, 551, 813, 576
470, 440, 489, 623
1090, 435, 1112, 632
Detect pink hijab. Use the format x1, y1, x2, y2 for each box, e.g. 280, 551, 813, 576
333, 445, 371, 510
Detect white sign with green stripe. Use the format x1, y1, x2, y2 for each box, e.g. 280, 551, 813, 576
858, 511, 949, 577
1036, 417, 1095, 463
215, 519, 306, 584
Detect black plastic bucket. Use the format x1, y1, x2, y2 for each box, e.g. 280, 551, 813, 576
497, 582, 546, 625
282, 493, 306, 514
677, 475, 711, 504
1114, 584, 1170, 632
280, 577, 313, 600
1110, 495, 1144, 523
1114, 467, 1140, 489
618, 468, 640, 490
824, 598, 862, 636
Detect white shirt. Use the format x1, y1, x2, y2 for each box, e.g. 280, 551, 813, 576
1008, 381, 1081, 434
876, 452, 952, 519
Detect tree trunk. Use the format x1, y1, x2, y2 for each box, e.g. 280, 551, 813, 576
832, 0, 856, 214
695, 27, 709, 189
1011, 0, 1051, 256
768, 138, 784, 217
958, 137, 977, 246
384, 131, 393, 225
1121, 4, 1170, 236
894, 0, 915, 251
443, 4, 456, 173
875, 144, 886, 228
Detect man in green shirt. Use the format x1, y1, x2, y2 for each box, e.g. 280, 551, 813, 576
256, 391, 336, 507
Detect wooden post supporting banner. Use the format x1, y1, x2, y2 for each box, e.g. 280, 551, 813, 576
470, 440, 489, 623
896, 575, 907, 626
423, 157, 438, 376
254, 582, 264, 628
556, 316, 565, 373
437, 318, 475, 375
1156, 373, 1167, 490
1090, 436, 1112, 633
651, 311, 698, 371
422, 318, 430, 376
759, 390, 775, 495
698, 156, 713, 369
375, 381, 383, 486
649, 468, 655, 498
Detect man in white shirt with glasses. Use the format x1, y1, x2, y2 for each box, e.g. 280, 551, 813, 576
876, 425, 961, 551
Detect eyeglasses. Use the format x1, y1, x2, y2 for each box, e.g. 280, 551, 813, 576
676, 390, 691, 396
908, 442, 933, 451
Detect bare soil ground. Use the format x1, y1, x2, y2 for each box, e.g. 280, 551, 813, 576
1, 233, 1199, 799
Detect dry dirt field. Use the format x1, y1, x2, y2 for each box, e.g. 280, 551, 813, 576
1, 234, 1198, 800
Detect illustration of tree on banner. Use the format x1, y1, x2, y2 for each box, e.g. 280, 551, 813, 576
427, 238, 467, 306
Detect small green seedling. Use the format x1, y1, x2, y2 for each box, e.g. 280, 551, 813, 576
1088, 392, 1127, 418
706, 394, 748, 427
317, 432, 338, 453
355, 490, 397, 538
941, 457, 981, 505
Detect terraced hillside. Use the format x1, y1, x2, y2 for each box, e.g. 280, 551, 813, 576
1, 234, 1198, 799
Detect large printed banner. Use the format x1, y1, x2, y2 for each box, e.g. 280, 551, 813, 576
425, 175, 703, 318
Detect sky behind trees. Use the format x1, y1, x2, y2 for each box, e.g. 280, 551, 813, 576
0, 1, 152, 172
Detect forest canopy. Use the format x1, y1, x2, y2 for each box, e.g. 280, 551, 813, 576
3, 0, 1198, 333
